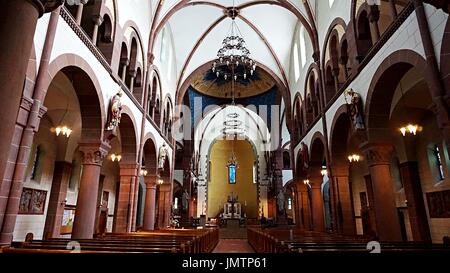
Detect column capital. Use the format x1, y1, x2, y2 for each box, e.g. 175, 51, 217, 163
330, 163, 349, 177
144, 175, 158, 188
79, 141, 110, 166
119, 162, 139, 176
92, 14, 104, 26
32, 0, 64, 17
360, 142, 394, 166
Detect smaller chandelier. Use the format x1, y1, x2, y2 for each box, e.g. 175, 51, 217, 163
52, 126, 72, 138
399, 124, 420, 136
348, 154, 361, 163
110, 154, 122, 162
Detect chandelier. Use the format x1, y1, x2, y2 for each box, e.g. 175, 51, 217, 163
211, 7, 256, 86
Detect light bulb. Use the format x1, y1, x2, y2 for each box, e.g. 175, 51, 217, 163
243, 73, 247, 79
216, 71, 220, 77
400, 127, 406, 136
55, 127, 61, 136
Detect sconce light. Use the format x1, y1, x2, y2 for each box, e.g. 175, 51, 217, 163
158, 179, 164, 185
399, 124, 420, 137
303, 179, 310, 185
52, 126, 73, 138
110, 154, 122, 162
140, 169, 148, 176
348, 154, 361, 163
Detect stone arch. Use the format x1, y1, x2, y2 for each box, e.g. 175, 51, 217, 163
44, 54, 106, 141
175, 60, 292, 132
118, 108, 139, 163
309, 132, 326, 167
365, 50, 430, 141
142, 132, 158, 174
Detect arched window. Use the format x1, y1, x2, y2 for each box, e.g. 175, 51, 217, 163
30, 145, 42, 181
299, 26, 307, 68
434, 144, 445, 181
293, 43, 300, 80
287, 197, 292, 210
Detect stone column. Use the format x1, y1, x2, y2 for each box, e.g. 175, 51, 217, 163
128, 70, 136, 93
310, 176, 325, 232
362, 143, 402, 241
297, 182, 311, 230
331, 165, 356, 235
388, 0, 398, 21
399, 161, 431, 242
121, 60, 129, 82
143, 175, 157, 230
113, 163, 138, 233
363, 174, 378, 236
43, 161, 72, 239
131, 175, 139, 232
93, 175, 105, 235
71, 142, 109, 240
75, 1, 88, 25
91, 15, 103, 45
157, 182, 171, 229
0, 0, 62, 244
368, 5, 381, 44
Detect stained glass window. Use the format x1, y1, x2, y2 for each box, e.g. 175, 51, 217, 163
228, 163, 236, 184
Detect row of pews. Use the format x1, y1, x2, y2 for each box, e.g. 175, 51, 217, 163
248, 227, 450, 253
3, 228, 219, 254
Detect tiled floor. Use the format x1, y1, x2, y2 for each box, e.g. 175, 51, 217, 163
212, 239, 255, 253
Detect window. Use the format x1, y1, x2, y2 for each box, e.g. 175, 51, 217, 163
228, 164, 236, 184
293, 43, 300, 80
287, 197, 292, 210
328, 0, 335, 8
434, 145, 445, 181
299, 26, 307, 68
30, 145, 41, 180
253, 163, 257, 184
174, 197, 178, 210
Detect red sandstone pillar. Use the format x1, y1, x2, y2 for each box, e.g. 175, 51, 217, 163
131, 175, 139, 232
310, 176, 325, 232
362, 143, 402, 241
0, 1, 62, 239
43, 161, 72, 239
113, 163, 138, 233
331, 165, 356, 235
143, 175, 157, 230
298, 182, 311, 230
157, 183, 171, 229
71, 142, 109, 240
399, 161, 431, 242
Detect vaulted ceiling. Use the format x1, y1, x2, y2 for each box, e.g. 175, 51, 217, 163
149, 0, 318, 90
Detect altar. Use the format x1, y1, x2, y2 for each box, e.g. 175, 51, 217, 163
223, 202, 242, 219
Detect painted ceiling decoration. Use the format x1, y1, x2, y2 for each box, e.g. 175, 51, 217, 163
149, 0, 318, 90
190, 67, 275, 99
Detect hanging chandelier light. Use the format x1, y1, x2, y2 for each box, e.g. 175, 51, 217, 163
211, 5, 256, 85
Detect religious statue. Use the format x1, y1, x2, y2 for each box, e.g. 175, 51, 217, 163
182, 189, 190, 212
277, 190, 285, 212
106, 90, 123, 131
300, 142, 309, 171
158, 143, 168, 169
344, 89, 365, 130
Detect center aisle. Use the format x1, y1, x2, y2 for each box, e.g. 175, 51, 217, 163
212, 239, 255, 253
